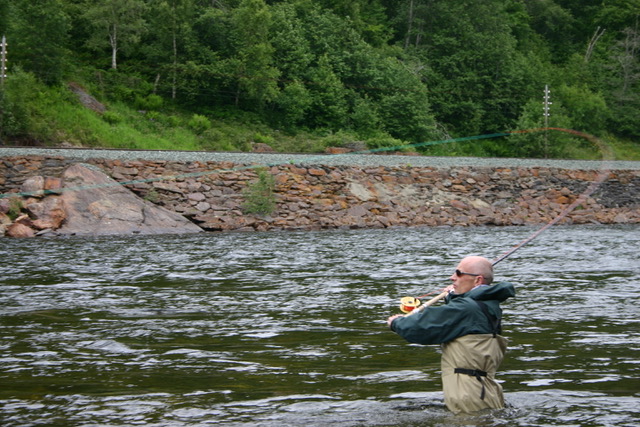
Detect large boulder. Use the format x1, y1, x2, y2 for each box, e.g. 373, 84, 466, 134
6, 222, 35, 238
56, 163, 203, 236
25, 196, 66, 230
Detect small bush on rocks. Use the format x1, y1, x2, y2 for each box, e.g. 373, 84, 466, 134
243, 170, 276, 216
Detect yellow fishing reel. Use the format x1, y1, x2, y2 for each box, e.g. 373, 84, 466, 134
399, 296, 422, 314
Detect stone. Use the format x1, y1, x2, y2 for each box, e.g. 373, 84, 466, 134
44, 177, 63, 191
470, 199, 491, 209
56, 163, 203, 236
21, 176, 45, 196
308, 168, 327, 176
153, 181, 183, 194
450, 200, 468, 210
252, 143, 274, 153
0, 212, 10, 225
347, 205, 368, 217
325, 147, 351, 154
68, 82, 106, 114
26, 196, 66, 230
0, 199, 9, 214
188, 192, 206, 202
113, 166, 139, 176
347, 182, 375, 201
195, 201, 211, 212
6, 222, 35, 238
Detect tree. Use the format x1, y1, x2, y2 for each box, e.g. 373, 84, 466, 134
8, 0, 71, 85
230, 0, 280, 108
306, 54, 349, 129
605, 23, 640, 137
312, 0, 393, 46
270, 3, 314, 81
509, 97, 575, 158
410, 0, 540, 136
145, 0, 197, 99
373, 56, 435, 142
83, 0, 147, 70
0, 0, 9, 35
272, 80, 312, 129
509, 83, 609, 158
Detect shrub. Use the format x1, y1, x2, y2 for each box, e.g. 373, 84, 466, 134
102, 110, 123, 124
135, 94, 164, 111
242, 170, 276, 216
253, 132, 274, 145
187, 114, 212, 134
8, 197, 24, 220
144, 189, 160, 203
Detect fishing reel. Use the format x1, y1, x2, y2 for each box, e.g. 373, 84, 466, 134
399, 296, 422, 313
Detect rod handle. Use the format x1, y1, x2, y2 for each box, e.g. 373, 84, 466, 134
404, 290, 449, 317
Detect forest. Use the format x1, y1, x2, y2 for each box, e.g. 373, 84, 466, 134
0, 0, 638, 159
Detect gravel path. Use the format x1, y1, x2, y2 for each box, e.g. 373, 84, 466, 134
1, 147, 639, 170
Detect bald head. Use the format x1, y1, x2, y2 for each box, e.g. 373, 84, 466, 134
458, 256, 494, 285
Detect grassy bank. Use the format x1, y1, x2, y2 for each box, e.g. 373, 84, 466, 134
1, 73, 638, 161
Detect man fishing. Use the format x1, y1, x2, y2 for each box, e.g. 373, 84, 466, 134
387, 256, 515, 414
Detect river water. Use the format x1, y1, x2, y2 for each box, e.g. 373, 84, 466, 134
1, 225, 638, 426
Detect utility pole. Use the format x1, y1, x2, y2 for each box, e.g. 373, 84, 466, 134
0, 35, 7, 88
1, 35, 6, 145
543, 85, 552, 158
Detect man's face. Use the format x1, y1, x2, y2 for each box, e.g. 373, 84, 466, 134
449, 261, 481, 294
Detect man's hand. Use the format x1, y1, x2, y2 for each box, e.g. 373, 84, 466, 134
387, 314, 404, 328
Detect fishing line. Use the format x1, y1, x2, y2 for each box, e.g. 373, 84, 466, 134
0, 127, 616, 271
492, 128, 613, 266
1, 127, 617, 308
0, 130, 518, 200
402, 128, 615, 314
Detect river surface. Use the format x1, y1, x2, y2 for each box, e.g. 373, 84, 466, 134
1, 225, 639, 426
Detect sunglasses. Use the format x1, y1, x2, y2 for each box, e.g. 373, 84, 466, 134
455, 269, 481, 277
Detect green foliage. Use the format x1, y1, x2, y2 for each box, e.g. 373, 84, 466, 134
102, 110, 123, 125
135, 94, 164, 111
231, 0, 280, 108
187, 114, 211, 134
350, 96, 380, 138
8, 0, 71, 85
0, 69, 40, 139
273, 81, 312, 129
7, 197, 24, 220
200, 128, 239, 151
0, 0, 8, 35
1, 0, 639, 159
82, 0, 147, 70
556, 84, 609, 134
143, 189, 160, 203
606, 136, 640, 161
253, 132, 274, 145
366, 134, 404, 152
508, 97, 577, 158
242, 169, 276, 216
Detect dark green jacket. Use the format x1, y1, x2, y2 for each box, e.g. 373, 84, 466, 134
390, 282, 516, 345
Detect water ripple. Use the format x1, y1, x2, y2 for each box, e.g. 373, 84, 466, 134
1, 225, 639, 426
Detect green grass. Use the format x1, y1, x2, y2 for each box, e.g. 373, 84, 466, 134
32, 91, 363, 153
37, 96, 640, 160
3, 72, 639, 160
606, 137, 640, 161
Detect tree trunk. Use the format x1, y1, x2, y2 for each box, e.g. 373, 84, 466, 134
172, 33, 177, 99
404, 0, 415, 50
110, 24, 118, 70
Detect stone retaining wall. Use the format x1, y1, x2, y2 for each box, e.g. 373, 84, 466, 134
1, 155, 639, 234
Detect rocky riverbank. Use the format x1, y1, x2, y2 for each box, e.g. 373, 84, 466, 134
1, 151, 639, 237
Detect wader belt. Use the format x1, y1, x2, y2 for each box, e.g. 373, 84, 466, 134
454, 368, 488, 400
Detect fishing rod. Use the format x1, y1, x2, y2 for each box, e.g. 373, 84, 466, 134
398, 129, 614, 317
